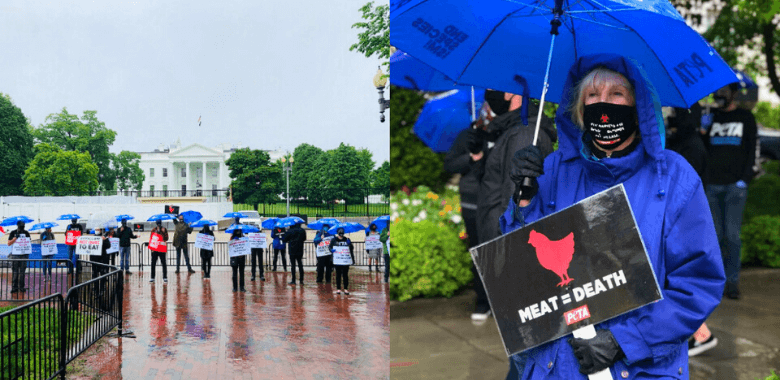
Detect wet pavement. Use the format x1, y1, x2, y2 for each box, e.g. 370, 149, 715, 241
390, 267, 780, 380
68, 268, 389, 380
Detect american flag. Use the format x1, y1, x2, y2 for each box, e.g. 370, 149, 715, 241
198, 115, 201, 126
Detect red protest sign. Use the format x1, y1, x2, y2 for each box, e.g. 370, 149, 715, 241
65, 230, 81, 246
149, 232, 167, 253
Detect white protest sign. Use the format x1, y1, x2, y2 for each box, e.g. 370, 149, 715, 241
365, 234, 383, 250
11, 237, 32, 255
332, 245, 352, 265
228, 237, 251, 257
41, 240, 58, 256
195, 233, 214, 251
247, 233, 267, 249
316, 236, 334, 257
76, 236, 103, 256
107, 238, 120, 254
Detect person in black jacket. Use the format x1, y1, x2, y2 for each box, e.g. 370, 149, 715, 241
471, 90, 556, 321
250, 231, 265, 282
230, 229, 247, 292
199, 225, 215, 279
329, 227, 355, 295
66, 218, 84, 275
282, 222, 306, 285
667, 103, 708, 184
8, 220, 31, 293
117, 218, 138, 274
92, 227, 113, 279
149, 220, 169, 284
40, 226, 56, 280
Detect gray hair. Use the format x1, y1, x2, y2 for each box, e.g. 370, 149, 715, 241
569, 67, 635, 129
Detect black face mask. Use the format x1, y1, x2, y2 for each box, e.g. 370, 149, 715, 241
17, 222, 24, 230
156, 221, 162, 227
121, 220, 127, 227
584, 102, 638, 150
484, 90, 511, 116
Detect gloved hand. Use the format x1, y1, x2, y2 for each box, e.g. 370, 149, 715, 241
467, 128, 486, 154
510, 145, 544, 202
568, 329, 625, 375
736, 180, 747, 189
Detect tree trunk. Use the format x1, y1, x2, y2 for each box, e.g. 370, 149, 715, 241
763, 22, 780, 98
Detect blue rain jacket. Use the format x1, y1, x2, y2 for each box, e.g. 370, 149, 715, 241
500, 54, 725, 379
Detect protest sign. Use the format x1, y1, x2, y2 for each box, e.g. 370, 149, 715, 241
247, 233, 267, 249
228, 237, 251, 257
65, 230, 81, 246
365, 234, 383, 250
76, 236, 103, 256
470, 184, 662, 357
41, 240, 58, 256
316, 236, 334, 257
11, 237, 32, 255
332, 245, 352, 265
195, 233, 214, 251
149, 233, 167, 253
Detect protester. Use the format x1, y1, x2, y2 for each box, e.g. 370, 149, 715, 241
282, 222, 306, 285
250, 230, 265, 282
329, 227, 355, 295
313, 224, 334, 283
66, 218, 83, 275
271, 227, 287, 272
230, 229, 246, 292
92, 227, 113, 279
380, 224, 390, 284
8, 220, 31, 293
365, 223, 382, 272
471, 89, 556, 322
173, 215, 195, 274
117, 218, 138, 274
704, 83, 758, 301
40, 226, 56, 281
502, 55, 725, 378
149, 220, 169, 284
199, 224, 215, 279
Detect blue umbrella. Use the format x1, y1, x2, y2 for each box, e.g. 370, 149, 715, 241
225, 224, 260, 233
275, 216, 306, 228
261, 217, 279, 229
390, 0, 737, 114
147, 213, 177, 222
733, 69, 758, 89
365, 215, 390, 233
390, 50, 459, 92
328, 222, 367, 235
224, 212, 248, 220
190, 219, 217, 228
414, 88, 485, 153
57, 214, 82, 221
0, 216, 34, 227
179, 210, 203, 224
30, 222, 59, 231
307, 218, 341, 231
114, 214, 135, 221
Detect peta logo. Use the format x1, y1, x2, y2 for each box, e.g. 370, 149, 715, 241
710, 122, 743, 137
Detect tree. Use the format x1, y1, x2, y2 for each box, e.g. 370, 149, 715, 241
371, 160, 390, 190
225, 148, 284, 209
112, 151, 145, 191
322, 143, 373, 204
291, 143, 325, 199
22, 144, 99, 196
31, 108, 118, 190
349, 1, 390, 67
0, 93, 34, 196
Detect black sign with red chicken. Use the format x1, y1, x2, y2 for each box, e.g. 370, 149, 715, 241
470, 184, 661, 356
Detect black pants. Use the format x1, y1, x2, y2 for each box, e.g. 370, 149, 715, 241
91, 255, 110, 280
316, 255, 333, 283
251, 248, 264, 278
151, 252, 167, 279
463, 207, 489, 309
200, 251, 213, 276
11, 255, 29, 291
289, 254, 304, 283
384, 253, 390, 283
273, 248, 287, 270
176, 245, 193, 272
335, 265, 350, 289
231, 256, 246, 290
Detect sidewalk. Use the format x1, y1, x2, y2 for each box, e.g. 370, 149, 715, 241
390, 268, 780, 380
67, 268, 389, 379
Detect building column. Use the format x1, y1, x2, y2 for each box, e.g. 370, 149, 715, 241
168, 161, 174, 196
202, 161, 207, 195
187, 161, 192, 195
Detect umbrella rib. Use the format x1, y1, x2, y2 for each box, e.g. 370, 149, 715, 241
567, 14, 630, 30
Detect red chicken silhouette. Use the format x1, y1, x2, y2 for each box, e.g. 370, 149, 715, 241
528, 230, 575, 287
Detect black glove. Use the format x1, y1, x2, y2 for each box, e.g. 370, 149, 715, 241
568, 329, 624, 375
510, 145, 544, 202
467, 128, 485, 154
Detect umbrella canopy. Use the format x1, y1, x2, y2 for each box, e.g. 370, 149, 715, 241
0, 216, 34, 227
147, 213, 177, 222
365, 215, 390, 233
223, 212, 248, 220
261, 217, 280, 229
190, 219, 218, 228
179, 210, 203, 224
733, 69, 758, 89
307, 218, 342, 231
275, 216, 306, 228
225, 224, 260, 233
328, 222, 367, 235
390, 0, 737, 109
57, 214, 82, 221
390, 50, 459, 92
87, 212, 118, 229
114, 214, 135, 222
414, 88, 485, 152
30, 222, 59, 231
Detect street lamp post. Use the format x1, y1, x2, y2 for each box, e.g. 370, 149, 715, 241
373, 67, 390, 123
281, 154, 294, 217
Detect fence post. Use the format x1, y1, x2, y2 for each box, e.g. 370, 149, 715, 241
117, 270, 124, 337
60, 294, 67, 380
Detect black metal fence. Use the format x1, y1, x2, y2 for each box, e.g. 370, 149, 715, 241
0, 260, 124, 380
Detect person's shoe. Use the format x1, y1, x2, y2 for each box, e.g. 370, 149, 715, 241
344, 290, 349, 295
471, 304, 492, 322
369, 267, 372, 272
688, 335, 718, 357
204, 275, 210, 280
175, 270, 180, 274
336, 289, 341, 294
240, 288, 246, 292
43, 277, 48, 283
233, 288, 237, 292
163, 278, 168, 284
272, 267, 277, 272
188, 269, 196, 274
289, 281, 296, 285
126, 271, 133, 275
250, 276, 256, 282
149, 278, 155, 283
260, 276, 265, 281
299, 280, 304, 285
10, 288, 18, 293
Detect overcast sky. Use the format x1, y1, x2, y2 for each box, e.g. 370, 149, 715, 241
0, 0, 388, 167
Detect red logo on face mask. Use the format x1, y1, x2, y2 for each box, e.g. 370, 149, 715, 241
528, 230, 575, 287
600, 114, 610, 123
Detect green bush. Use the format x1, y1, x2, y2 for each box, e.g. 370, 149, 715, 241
390, 219, 472, 302
758, 370, 779, 380
390, 185, 466, 237
741, 215, 780, 268
754, 101, 780, 130
744, 174, 780, 222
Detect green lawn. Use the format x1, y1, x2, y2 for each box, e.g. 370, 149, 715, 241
233, 202, 389, 217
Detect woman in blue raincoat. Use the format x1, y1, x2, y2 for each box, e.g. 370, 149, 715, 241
502, 54, 725, 379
